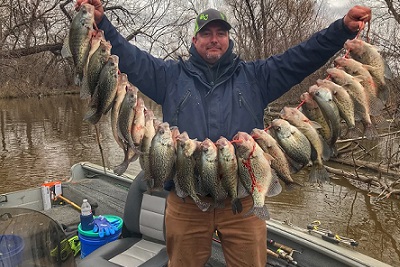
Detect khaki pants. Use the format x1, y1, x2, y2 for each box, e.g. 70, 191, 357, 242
165, 191, 267, 267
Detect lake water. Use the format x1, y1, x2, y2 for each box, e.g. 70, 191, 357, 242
0, 94, 398, 266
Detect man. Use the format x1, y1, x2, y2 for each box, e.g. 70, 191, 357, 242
75, 1, 371, 266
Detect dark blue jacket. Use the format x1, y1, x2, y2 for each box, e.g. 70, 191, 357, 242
98, 16, 356, 142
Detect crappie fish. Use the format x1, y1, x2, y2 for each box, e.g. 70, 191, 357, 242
198, 138, 227, 208
85, 55, 119, 125
65, 4, 95, 85
327, 67, 378, 140
270, 119, 312, 168
111, 73, 128, 150
251, 128, 301, 189
308, 85, 341, 148
300, 92, 332, 142
280, 106, 330, 183
139, 109, 156, 172
215, 136, 242, 214
132, 97, 146, 146
334, 57, 385, 110
175, 132, 211, 212
117, 83, 138, 150
344, 39, 392, 103
233, 132, 281, 220
81, 37, 112, 99
113, 83, 140, 176
149, 122, 177, 191
316, 79, 358, 137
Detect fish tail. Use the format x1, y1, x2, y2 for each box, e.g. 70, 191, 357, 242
231, 198, 243, 214
193, 197, 211, 212
245, 206, 270, 220
74, 72, 83, 86
309, 164, 330, 183
344, 126, 362, 139
363, 123, 378, 140
84, 110, 102, 125
285, 181, 303, 191
113, 160, 129, 176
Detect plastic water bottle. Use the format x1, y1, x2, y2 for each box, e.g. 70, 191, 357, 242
80, 199, 94, 231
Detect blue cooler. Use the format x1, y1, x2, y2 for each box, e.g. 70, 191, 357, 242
78, 215, 123, 258
0, 235, 25, 267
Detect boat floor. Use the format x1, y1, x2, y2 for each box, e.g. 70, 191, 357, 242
40, 175, 233, 266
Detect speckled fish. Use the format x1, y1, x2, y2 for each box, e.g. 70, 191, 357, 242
316, 79, 358, 138
139, 109, 157, 187
327, 67, 378, 140
334, 56, 385, 110
215, 136, 242, 214
111, 73, 128, 150
344, 39, 393, 102
280, 107, 330, 183
117, 83, 138, 149
65, 3, 95, 85
84, 55, 119, 124
251, 128, 301, 189
198, 138, 227, 208
113, 83, 140, 176
175, 132, 211, 212
132, 97, 146, 147
233, 132, 281, 220
300, 92, 332, 143
270, 119, 312, 169
81, 36, 112, 99
308, 85, 341, 148
149, 122, 177, 191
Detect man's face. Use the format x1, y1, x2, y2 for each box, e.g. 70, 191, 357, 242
192, 21, 229, 65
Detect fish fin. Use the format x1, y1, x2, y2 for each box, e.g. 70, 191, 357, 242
61, 34, 72, 58
113, 161, 129, 176
285, 181, 303, 191
266, 176, 282, 197
231, 198, 243, 214
363, 122, 378, 140
377, 84, 389, 104
245, 206, 271, 220
285, 155, 304, 173
384, 60, 393, 80
320, 135, 332, 161
173, 178, 188, 199
193, 197, 211, 212
343, 126, 362, 139
309, 164, 330, 183
74, 73, 83, 86
84, 109, 102, 125
368, 94, 385, 116
309, 120, 322, 129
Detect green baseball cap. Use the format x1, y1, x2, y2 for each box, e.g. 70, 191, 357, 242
194, 8, 232, 35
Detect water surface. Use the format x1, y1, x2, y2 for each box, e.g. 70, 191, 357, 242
0, 94, 398, 266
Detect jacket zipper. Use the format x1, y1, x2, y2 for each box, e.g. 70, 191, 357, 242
172, 90, 191, 126
238, 91, 259, 123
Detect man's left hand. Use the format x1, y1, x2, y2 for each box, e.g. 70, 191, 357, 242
344, 5, 372, 32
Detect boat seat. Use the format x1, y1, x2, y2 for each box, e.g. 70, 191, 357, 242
78, 171, 169, 267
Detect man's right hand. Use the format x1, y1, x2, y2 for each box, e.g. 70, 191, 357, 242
75, 0, 104, 25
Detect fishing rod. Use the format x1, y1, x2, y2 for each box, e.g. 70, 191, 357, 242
306, 220, 359, 247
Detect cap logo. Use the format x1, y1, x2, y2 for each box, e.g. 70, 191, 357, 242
199, 14, 208, 21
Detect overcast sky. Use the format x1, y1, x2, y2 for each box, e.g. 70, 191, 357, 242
319, 0, 354, 18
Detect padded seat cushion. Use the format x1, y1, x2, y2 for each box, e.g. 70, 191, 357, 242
109, 239, 165, 267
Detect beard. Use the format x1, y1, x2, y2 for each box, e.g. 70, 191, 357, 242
205, 52, 222, 62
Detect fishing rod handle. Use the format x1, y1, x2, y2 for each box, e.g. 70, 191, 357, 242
267, 239, 293, 253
